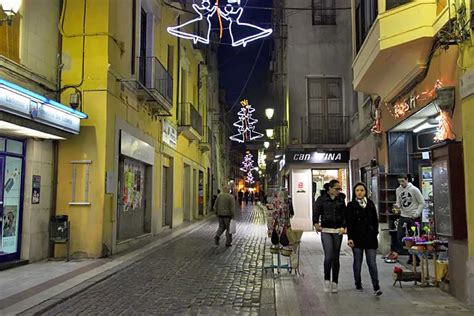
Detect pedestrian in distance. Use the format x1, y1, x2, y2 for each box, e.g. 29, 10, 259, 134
346, 182, 382, 296
313, 179, 346, 293
244, 190, 249, 205
238, 189, 244, 205
213, 185, 235, 247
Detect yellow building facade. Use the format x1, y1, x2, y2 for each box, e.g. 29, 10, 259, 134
352, 0, 474, 303
57, 0, 218, 258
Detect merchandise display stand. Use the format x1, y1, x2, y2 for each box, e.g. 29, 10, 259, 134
263, 190, 303, 276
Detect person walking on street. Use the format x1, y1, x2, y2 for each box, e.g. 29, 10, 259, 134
389, 174, 425, 265
244, 190, 249, 205
313, 180, 346, 294
346, 182, 382, 296
238, 190, 244, 206
214, 185, 235, 247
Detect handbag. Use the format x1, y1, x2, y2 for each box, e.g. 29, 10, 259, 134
280, 226, 290, 246
229, 220, 236, 234
271, 227, 280, 245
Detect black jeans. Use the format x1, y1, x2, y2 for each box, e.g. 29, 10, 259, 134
395, 216, 420, 254
352, 248, 380, 290
321, 232, 343, 283
215, 216, 232, 245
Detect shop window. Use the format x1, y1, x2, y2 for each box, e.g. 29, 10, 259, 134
355, 0, 378, 52
6, 139, 23, 155
312, 0, 336, 25
69, 160, 92, 206
0, 138, 5, 152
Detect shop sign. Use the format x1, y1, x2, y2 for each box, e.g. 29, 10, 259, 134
460, 68, 474, 99
286, 150, 350, 164
120, 130, 154, 165
162, 120, 177, 149
32, 175, 41, 204
0, 82, 83, 134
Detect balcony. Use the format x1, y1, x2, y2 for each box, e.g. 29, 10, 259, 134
301, 115, 350, 145
138, 56, 173, 109
353, 0, 450, 100
178, 102, 202, 141
200, 126, 213, 152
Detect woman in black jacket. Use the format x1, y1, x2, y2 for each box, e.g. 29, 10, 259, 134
346, 182, 382, 296
313, 180, 346, 293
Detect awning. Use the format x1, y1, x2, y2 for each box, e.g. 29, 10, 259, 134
0, 79, 88, 139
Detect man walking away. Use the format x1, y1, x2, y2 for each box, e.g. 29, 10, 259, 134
214, 185, 236, 247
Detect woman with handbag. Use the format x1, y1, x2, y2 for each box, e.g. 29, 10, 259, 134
313, 180, 346, 293
346, 182, 382, 296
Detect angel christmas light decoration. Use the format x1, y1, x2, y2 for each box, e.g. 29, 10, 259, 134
240, 151, 256, 184
167, 0, 273, 48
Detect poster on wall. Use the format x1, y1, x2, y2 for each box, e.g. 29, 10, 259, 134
32, 175, 41, 204
291, 169, 313, 231
2, 157, 22, 254
121, 159, 145, 212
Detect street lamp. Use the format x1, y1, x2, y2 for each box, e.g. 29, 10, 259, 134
263, 141, 270, 149
266, 129, 274, 139
265, 108, 275, 120
0, 0, 21, 26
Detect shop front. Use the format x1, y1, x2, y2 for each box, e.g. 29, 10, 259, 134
0, 79, 87, 265
283, 149, 350, 231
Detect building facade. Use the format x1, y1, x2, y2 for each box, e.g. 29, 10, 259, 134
270, 0, 357, 229
351, 0, 474, 304
55, 0, 225, 258
0, 0, 87, 266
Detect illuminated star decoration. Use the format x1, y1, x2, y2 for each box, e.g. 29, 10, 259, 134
230, 99, 264, 143
167, 0, 272, 48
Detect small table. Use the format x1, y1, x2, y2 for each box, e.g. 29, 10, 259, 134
406, 247, 438, 287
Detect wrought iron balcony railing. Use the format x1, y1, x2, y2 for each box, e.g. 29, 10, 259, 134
180, 102, 202, 136
138, 56, 173, 106
301, 115, 350, 145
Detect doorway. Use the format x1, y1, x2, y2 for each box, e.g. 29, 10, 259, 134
162, 165, 172, 227
183, 164, 191, 221
192, 169, 197, 219
312, 168, 349, 202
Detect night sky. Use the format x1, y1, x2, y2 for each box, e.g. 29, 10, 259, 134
217, 0, 274, 134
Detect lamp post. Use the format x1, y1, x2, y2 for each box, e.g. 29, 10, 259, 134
265, 108, 275, 120
0, 0, 21, 26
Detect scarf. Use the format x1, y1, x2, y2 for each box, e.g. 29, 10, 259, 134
357, 197, 367, 209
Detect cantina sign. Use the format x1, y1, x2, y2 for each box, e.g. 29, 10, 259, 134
286, 150, 350, 164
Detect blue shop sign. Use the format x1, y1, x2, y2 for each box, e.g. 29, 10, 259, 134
0, 79, 87, 135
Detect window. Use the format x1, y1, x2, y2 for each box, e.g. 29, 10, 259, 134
138, 8, 148, 85
167, 45, 174, 76
386, 0, 411, 11
312, 0, 336, 25
131, 0, 137, 74
355, 0, 378, 52
0, 14, 20, 62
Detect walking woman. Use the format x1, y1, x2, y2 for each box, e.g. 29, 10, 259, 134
346, 182, 382, 296
313, 180, 346, 293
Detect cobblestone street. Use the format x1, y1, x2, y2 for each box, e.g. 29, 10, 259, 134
38, 205, 270, 315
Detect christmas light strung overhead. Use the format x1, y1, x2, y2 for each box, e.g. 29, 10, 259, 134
230, 99, 264, 143
246, 170, 255, 184
240, 152, 255, 172
167, 0, 272, 47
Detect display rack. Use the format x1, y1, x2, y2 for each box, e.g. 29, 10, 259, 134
263, 190, 302, 275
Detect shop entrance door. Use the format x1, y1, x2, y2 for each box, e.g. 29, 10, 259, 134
162, 166, 172, 227
312, 168, 349, 202
117, 157, 149, 241
183, 164, 191, 221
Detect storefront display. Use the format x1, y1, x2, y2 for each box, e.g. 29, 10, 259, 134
0, 139, 24, 262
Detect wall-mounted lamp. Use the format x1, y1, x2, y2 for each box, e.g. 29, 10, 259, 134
0, 0, 21, 26
263, 141, 270, 149
265, 108, 275, 120
266, 129, 274, 139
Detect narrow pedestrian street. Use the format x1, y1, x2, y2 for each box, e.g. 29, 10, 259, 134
3, 204, 469, 315
34, 205, 270, 315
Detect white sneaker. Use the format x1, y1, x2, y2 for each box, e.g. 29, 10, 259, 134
331, 282, 338, 293
324, 280, 331, 293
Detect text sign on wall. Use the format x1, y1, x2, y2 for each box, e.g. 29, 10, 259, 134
0, 87, 81, 134
162, 120, 177, 149
286, 150, 350, 164
120, 130, 155, 165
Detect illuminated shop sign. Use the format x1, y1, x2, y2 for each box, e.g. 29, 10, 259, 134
0, 79, 87, 135
286, 150, 350, 164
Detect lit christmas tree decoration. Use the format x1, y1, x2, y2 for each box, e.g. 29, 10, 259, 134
230, 99, 264, 143
167, 0, 272, 48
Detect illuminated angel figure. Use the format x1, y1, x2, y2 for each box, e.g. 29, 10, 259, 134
220, 3, 273, 47
167, 0, 217, 44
